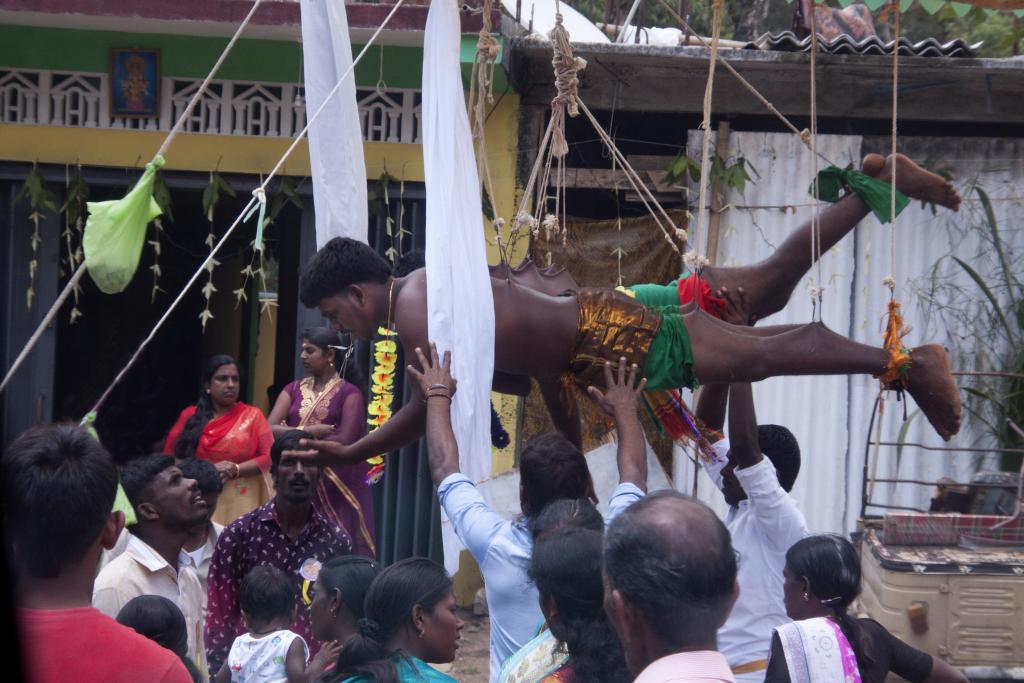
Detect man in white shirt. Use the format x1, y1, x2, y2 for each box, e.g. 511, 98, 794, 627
408, 345, 648, 683
177, 457, 224, 625
94, 454, 210, 678
696, 382, 809, 681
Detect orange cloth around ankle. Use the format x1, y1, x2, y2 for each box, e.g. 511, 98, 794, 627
879, 298, 911, 387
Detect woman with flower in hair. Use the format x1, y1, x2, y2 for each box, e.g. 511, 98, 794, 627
767, 534, 968, 683
268, 327, 374, 557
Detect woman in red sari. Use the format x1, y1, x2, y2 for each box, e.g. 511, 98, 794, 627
267, 328, 374, 557
165, 354, 273, 525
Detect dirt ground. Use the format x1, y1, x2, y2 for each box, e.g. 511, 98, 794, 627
434, 608, 492, 682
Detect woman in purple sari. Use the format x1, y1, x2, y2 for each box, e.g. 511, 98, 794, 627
268, 327, 376, 557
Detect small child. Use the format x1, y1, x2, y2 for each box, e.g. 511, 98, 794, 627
117, 595, 203, 682
215, 565, 340, 683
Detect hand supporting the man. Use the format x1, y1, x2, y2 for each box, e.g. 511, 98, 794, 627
406, 343, 461, 486
587, 357, 648, 491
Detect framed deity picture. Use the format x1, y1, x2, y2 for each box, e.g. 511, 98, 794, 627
109, 48, 160, 118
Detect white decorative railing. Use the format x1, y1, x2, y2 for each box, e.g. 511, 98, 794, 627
0, 68, 422, 144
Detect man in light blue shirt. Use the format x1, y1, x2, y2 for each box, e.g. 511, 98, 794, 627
408, 346, 649, 683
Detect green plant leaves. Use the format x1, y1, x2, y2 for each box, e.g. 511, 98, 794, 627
17, 163, 57, 213
953, 256, 1015, 344
202, 172, 236, 218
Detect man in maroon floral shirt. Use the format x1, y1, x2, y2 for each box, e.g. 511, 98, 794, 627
204, 429, 353, 675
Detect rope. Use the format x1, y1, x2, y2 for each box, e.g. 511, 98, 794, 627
156, 0, 266, 159
654, 0, 834, 169
887, 6, 900, 295
469, 0, 500, 224
85, 0, 405, 417
0, 263, 86, 394
512, 15, 683, 254
879, 3, 909, 393
692, 0, 722, 267
1, 0, 267, 397
808, 3, 824, 316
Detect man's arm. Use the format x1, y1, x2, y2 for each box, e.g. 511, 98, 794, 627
408, 343, 508, 563
538, 376, 583, 450
695, 383, 729, 435
729, 383, 809, 546
727, 383, 763, 470
697, 286, 754, 437
493, 370, 532, 397
587, 358, 648, 491
296, 386, 427, 465
407, 345, 460, 485
204, 527, 245, 676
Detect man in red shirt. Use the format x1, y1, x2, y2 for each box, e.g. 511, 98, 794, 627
3, 423, 192, 683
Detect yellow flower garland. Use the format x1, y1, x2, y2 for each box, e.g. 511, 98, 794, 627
365, 327, 398, 483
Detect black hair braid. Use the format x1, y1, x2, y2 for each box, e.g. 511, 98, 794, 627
555, 605, 632, 683
174, 354, 236, 459
174, 391, 213, 460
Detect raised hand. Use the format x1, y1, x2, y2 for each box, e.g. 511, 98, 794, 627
406, 342, 458, 400
716, 285, 757, 327
587, 357, 647, 418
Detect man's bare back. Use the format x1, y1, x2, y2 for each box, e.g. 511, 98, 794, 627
392, 269, 579, 381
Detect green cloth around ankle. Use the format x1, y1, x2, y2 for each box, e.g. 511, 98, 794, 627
811, 166, 910, 224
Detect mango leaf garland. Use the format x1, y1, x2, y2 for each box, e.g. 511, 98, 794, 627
61, 167, 89, 322
199, 172, 235, 331
17, 163, 58, 309
149, 171, 173, 302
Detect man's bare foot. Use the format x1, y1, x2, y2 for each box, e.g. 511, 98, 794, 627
904, 344, 961, 441
876, 153, 961, 211
861, 153, 885, 177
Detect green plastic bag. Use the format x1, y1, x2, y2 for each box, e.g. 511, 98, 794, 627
83, 155, 165, 294
81, 411, 137, 525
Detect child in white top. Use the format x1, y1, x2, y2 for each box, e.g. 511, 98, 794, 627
214, 566, 339, 683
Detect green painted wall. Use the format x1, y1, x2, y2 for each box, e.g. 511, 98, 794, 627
0, 24, 508, 90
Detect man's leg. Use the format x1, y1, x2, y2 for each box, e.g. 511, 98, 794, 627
682, 310, 962, 440
701, 154, 960, 322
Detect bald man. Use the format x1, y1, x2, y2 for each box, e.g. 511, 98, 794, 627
604, 491, 739, 683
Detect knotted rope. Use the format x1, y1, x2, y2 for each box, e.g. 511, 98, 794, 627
880, 3, 910, 393
469, 0, 501, 227
807, 3, 824, 315
690, 0, 723, 271
511, 13, 683, 255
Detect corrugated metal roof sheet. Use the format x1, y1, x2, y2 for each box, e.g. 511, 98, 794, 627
754, 31, 983, 57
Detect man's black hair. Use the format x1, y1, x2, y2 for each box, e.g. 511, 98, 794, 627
604, 491, 737, 649
299, 237, 391, 308
240, 565, 296, 625
530, 498, 603, 542
177, 457, 223, 495
119, 454, 177, 516
391, 249, 424, 278
1, 424, 118, 578
758, 424, 800, 492
519, 433, 597, 519
271, 429, 316, 476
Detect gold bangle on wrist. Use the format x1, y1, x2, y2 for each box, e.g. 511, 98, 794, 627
232, 462, 241, 479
